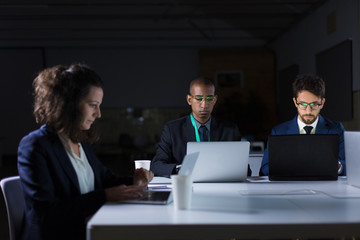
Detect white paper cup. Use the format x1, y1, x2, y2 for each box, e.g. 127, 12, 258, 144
134, 160, 151, 170
171, 174, 193, 210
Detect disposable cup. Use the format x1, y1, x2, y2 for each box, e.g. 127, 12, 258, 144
171, 174, 193, 210
134, 160, 151, 170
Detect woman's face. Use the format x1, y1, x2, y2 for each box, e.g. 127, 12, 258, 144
79, 86, 103, 130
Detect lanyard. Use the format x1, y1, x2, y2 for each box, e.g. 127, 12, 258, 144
190, 113, 210, 142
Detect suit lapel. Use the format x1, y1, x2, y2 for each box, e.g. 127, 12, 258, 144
50, 131, 81, 192
286, 115, 301, 135
315, 115, 329, 134
288, 114, 328, 134
184, 115, 196, 143
210, 117, 220, 141
185, 114, 218, 141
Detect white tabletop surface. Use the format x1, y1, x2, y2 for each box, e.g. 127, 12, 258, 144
87, 177, 360, 240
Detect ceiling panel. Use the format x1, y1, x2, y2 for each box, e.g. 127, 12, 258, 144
0, 0, 328, 47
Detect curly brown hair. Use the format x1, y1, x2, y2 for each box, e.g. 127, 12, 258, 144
33, 63, 104, 143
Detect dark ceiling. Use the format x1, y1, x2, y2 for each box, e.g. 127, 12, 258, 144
0, 0, 328, 47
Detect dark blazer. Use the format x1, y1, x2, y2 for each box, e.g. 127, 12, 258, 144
17, 125, 133, 240
260, 114, 345, 176
150, 114, 242, 176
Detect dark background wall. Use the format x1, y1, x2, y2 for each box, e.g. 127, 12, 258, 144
0, 0, 359, 157
0, 47, 279, 155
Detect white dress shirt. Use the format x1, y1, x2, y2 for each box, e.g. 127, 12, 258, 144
58, 133, 95, 194
297, 117, 319, 134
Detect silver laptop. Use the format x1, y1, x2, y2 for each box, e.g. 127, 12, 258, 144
186, 141, 250, 182
119, 152, 199, 204
345, 131, 360, 187
178, 152, 199, 175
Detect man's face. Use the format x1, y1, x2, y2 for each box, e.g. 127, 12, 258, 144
186, 84, 217, 124
293, 90, 325, 125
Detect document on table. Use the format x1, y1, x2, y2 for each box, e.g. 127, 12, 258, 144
150, 176, 172, 184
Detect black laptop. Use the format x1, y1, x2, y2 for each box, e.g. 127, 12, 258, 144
268, 134, 339, 181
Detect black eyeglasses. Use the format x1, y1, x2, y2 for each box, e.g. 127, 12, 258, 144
296, 101, 322, 110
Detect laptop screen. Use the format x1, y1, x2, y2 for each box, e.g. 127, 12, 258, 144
186, 141, 249, 182
268, 134, 339, 181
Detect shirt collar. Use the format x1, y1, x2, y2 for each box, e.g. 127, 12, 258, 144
192, 114, 211, 130
297, 115, 319, 134
58, 132, 83, 161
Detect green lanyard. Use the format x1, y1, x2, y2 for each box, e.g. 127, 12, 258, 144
190, 113, 210, 142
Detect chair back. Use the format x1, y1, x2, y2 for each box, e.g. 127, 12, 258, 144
0, 176, 24, 240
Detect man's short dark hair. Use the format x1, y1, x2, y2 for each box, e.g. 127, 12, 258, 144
189, 77, 215, 94
292, 74, 325, 99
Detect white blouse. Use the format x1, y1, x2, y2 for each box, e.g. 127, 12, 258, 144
58, 133, 95, 194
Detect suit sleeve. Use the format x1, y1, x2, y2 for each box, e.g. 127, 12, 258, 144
337, 123, 346, 175
150, 124, 177, 177
260, 128, 278, 176
259, 142, 270, 176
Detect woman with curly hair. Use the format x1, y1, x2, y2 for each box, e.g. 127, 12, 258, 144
18, 63, 153, 240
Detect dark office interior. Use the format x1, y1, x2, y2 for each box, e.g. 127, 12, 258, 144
1, 0, 359, 239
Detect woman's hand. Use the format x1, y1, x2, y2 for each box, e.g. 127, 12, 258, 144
104, 184, 146, 202
133, 168, 154, 187
104, 169, 154, 201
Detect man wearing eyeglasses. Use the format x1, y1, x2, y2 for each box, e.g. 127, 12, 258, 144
151, 77, 246, 177
259, 74, 345, 176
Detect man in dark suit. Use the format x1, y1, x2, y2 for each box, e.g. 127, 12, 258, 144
150, 77, 244, 177
260, 74, 345, 176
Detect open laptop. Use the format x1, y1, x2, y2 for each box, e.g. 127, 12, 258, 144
186, 141, 250, 182
119, 152, 199, 204
268, 134, 339, 181
344, 131, 360, 187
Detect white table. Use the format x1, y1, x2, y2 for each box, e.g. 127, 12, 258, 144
87, 177, 360, 240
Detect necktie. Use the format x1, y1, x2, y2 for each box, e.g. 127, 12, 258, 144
304, 126, 313, 135
198, 125, 208, 142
